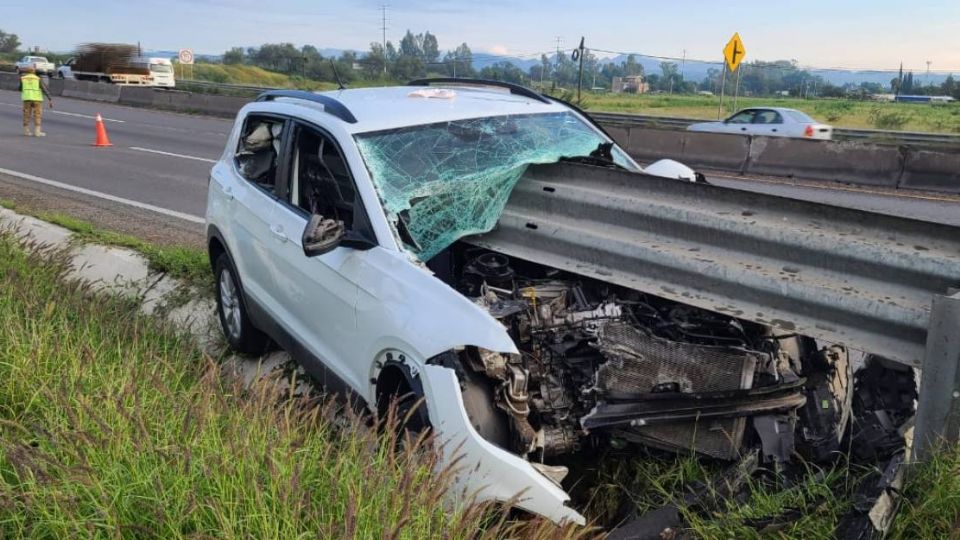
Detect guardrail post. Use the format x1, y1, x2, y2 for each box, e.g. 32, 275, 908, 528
913, 290, 960, 460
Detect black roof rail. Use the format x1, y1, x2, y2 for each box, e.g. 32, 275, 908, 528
255, 90, 357, 124
543, 94, 613, 139
406, 78, 551, 104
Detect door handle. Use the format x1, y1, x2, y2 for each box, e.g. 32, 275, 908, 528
772, 129, 778, 132
741, 127, 747, 131
222, 185, 234, 201
270, 224, 288, 243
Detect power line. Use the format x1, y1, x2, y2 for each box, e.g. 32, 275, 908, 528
589, 46, 960, 75
380, 4, 388, 75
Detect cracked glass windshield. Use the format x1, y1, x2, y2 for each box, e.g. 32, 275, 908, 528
355, 111, 636, 261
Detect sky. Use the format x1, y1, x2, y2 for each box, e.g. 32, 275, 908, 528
3, 0, 959, 72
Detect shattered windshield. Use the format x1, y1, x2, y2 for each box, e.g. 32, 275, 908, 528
355, 111, 636, 261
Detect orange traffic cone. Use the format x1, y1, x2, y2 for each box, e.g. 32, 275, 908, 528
93, 114, 112, 147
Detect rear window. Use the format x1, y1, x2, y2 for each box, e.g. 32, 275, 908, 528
785, 110, 815, 123
151, 64, 173, 73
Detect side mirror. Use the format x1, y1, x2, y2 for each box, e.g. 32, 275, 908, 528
302, 215, 377, 257
302, 214, 345, 257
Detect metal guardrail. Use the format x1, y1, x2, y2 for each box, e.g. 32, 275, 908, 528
175, 79, 280, 94
590, 111, 960, 146
468, 161, 960, 454
469, 162, 960, 369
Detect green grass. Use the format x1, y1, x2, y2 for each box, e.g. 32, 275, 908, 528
891, 444, 960, 538
582, 92, 960, 134
0, 233, 590, 539
1, 201, 210, 286
183, 64, 338, 93
580, 442, 960, 538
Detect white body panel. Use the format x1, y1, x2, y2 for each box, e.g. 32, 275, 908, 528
420, 365, 584, 525
16, 56, 55, 75
687, 107, 833, 140
206, 86, 701, 523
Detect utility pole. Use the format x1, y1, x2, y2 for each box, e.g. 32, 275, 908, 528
554, 36, 563, 86
380, 5, 388, 75
680, 49, 687, 86
927, 60, 932, 88
575, 37, 586, 105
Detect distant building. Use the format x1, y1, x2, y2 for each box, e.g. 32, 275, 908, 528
895, 95, 956, 104
612, 75, 649, 94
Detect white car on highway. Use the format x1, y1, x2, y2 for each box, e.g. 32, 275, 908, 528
205, 81, 817, 526
687, 107, 833, 140
15, 56, 55, 77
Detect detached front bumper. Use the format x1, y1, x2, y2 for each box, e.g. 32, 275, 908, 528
419, 364, 585, 525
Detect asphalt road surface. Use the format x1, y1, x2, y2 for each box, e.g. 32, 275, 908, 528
1, 89, 958, 235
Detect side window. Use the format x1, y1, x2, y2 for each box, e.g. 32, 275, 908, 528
235, 115, 285, 193
726, 110, 755, 124
753, 110, 783, 124
287, 124, 357, 230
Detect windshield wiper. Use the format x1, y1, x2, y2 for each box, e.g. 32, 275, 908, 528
559, 142, 627, 170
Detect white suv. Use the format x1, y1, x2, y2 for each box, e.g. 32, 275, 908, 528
205, 81, 828, 525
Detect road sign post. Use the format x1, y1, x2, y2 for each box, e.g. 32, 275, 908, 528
178, 49, 194, 81
718, 33, 746, 119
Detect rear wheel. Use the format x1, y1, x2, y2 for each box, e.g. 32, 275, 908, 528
214, 253, 270, 355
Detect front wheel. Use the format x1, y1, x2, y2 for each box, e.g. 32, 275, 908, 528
214, 253, 271, 355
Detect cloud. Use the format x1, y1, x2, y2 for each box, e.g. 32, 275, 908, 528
489, 44, 509, 55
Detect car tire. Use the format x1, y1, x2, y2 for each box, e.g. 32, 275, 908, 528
214, 253, 271, 355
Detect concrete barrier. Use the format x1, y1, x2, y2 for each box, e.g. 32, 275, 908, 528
47, 78, 64, 96
116, 86, 249, 117
680, 131, 751, 172
745, 137, 904, 188
618, 127, 750, 172
900, 149, 960, 192
118, 86, 155, 107
621, 127, 685, 164
61, 79, 121, 103
0, 72, 18, 91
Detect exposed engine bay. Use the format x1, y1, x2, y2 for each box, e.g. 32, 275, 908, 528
428, 243, 914, 536
430, 244, 855, 465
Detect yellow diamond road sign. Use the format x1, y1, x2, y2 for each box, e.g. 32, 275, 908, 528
723, 33, 746, 72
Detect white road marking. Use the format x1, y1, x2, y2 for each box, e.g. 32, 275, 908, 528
0, 102, 124, 122
129, 146, 217, 163
0, 167, 205, 225
50, 110, 125, 123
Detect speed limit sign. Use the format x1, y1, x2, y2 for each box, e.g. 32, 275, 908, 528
178, 49, 194, 65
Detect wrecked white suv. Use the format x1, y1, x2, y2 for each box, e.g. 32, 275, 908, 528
205, 80, 855, 526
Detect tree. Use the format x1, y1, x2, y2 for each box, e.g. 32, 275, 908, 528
363, 42, 387, 77
479, 61, 525, 85
902, 71, 914, 94
659, 61, 681, 92
223, 47, 244, 65
624, 54, 642, 77
398, 31, 421, 59
443, 43, 474, 77
419, 31, 439, 64
0, 29, 19, 53
942, 75, 958, 99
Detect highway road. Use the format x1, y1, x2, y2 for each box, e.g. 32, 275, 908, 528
1, 89, 959, 239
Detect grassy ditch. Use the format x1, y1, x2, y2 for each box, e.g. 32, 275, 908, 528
583, 93, 960, 134
0, 200, 209, 286
0, 233, 588, 538
1, 215, 957, 538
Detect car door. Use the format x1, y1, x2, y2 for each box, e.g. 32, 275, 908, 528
750, 109, 785, 137
723, 109, 757, 135
266, 120, 374, 394
216, 113, 288, 313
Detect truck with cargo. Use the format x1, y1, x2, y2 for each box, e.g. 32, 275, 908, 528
56, 43, 152, 86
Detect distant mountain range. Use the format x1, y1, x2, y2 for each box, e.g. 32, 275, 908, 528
144, 48, 954, 87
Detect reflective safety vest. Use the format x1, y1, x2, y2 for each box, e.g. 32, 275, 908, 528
21, 74, 42, 102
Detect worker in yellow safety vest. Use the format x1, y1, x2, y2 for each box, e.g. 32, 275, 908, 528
18, 66, 53, 137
